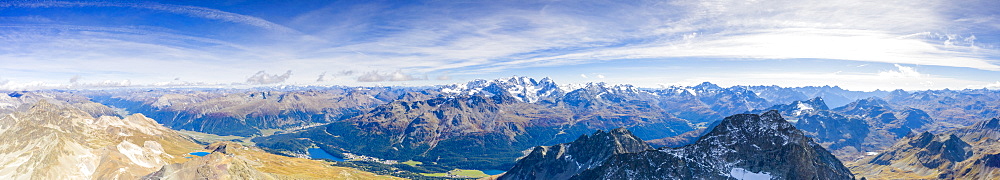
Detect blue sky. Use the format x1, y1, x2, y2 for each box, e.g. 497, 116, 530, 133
1, 0, 998, 91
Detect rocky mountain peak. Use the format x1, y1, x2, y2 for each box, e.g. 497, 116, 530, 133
693, 81, 722, 91
706, 110, 791, 136
802, 97, 830, 110
500, 128, 651, 180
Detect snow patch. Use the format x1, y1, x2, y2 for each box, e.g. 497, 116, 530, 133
116, 140, 165, 168
729, 168, 772, 180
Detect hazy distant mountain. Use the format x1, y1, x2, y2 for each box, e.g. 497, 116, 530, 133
543, 111, 853, 179
886, 88, 1000, 128
784, 86, 889, 107
654, 82, 773, 123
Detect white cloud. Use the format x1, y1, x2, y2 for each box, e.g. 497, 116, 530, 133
580, 74, 588, 78
878, 64, 924, 78
69, 75, 81, 84
596, 74, 605, 79
245, 70, 293, 85
984, 81, 1000, 90
316, 72, 326, 82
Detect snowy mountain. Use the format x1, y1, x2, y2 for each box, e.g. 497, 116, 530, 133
439, 76, 564, 103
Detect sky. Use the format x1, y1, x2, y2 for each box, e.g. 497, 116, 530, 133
0, 0, 998, 91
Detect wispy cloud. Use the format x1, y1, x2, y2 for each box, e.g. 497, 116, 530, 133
0, 1, 298, 33
0, 0, 997, 89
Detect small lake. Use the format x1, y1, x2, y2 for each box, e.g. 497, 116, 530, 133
481, 170, 506, 175
189, 152, 211, 157
307, 148, 346, 162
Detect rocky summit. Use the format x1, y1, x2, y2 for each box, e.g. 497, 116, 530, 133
500, 128, 652, 180
500, 110, 853, 180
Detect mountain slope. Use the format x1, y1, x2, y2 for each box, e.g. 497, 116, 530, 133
573, 111, 854, 180
143, 142, 401, 180
851, 117, 1000, 179
0, 100, 204, 179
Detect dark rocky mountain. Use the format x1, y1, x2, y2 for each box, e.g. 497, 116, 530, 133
570, 111, 853, 179
852, 117, 1000, 179
499, 128, 651, 180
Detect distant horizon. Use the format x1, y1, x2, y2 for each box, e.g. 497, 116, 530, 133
2, 75, 996, 92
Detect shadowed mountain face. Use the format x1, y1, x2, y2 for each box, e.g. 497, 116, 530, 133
499, 128, 652, 180
503, 111, 853, 180
852, 117, 1000, 179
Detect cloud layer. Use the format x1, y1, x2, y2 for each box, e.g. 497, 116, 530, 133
0, 0, 997, 90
